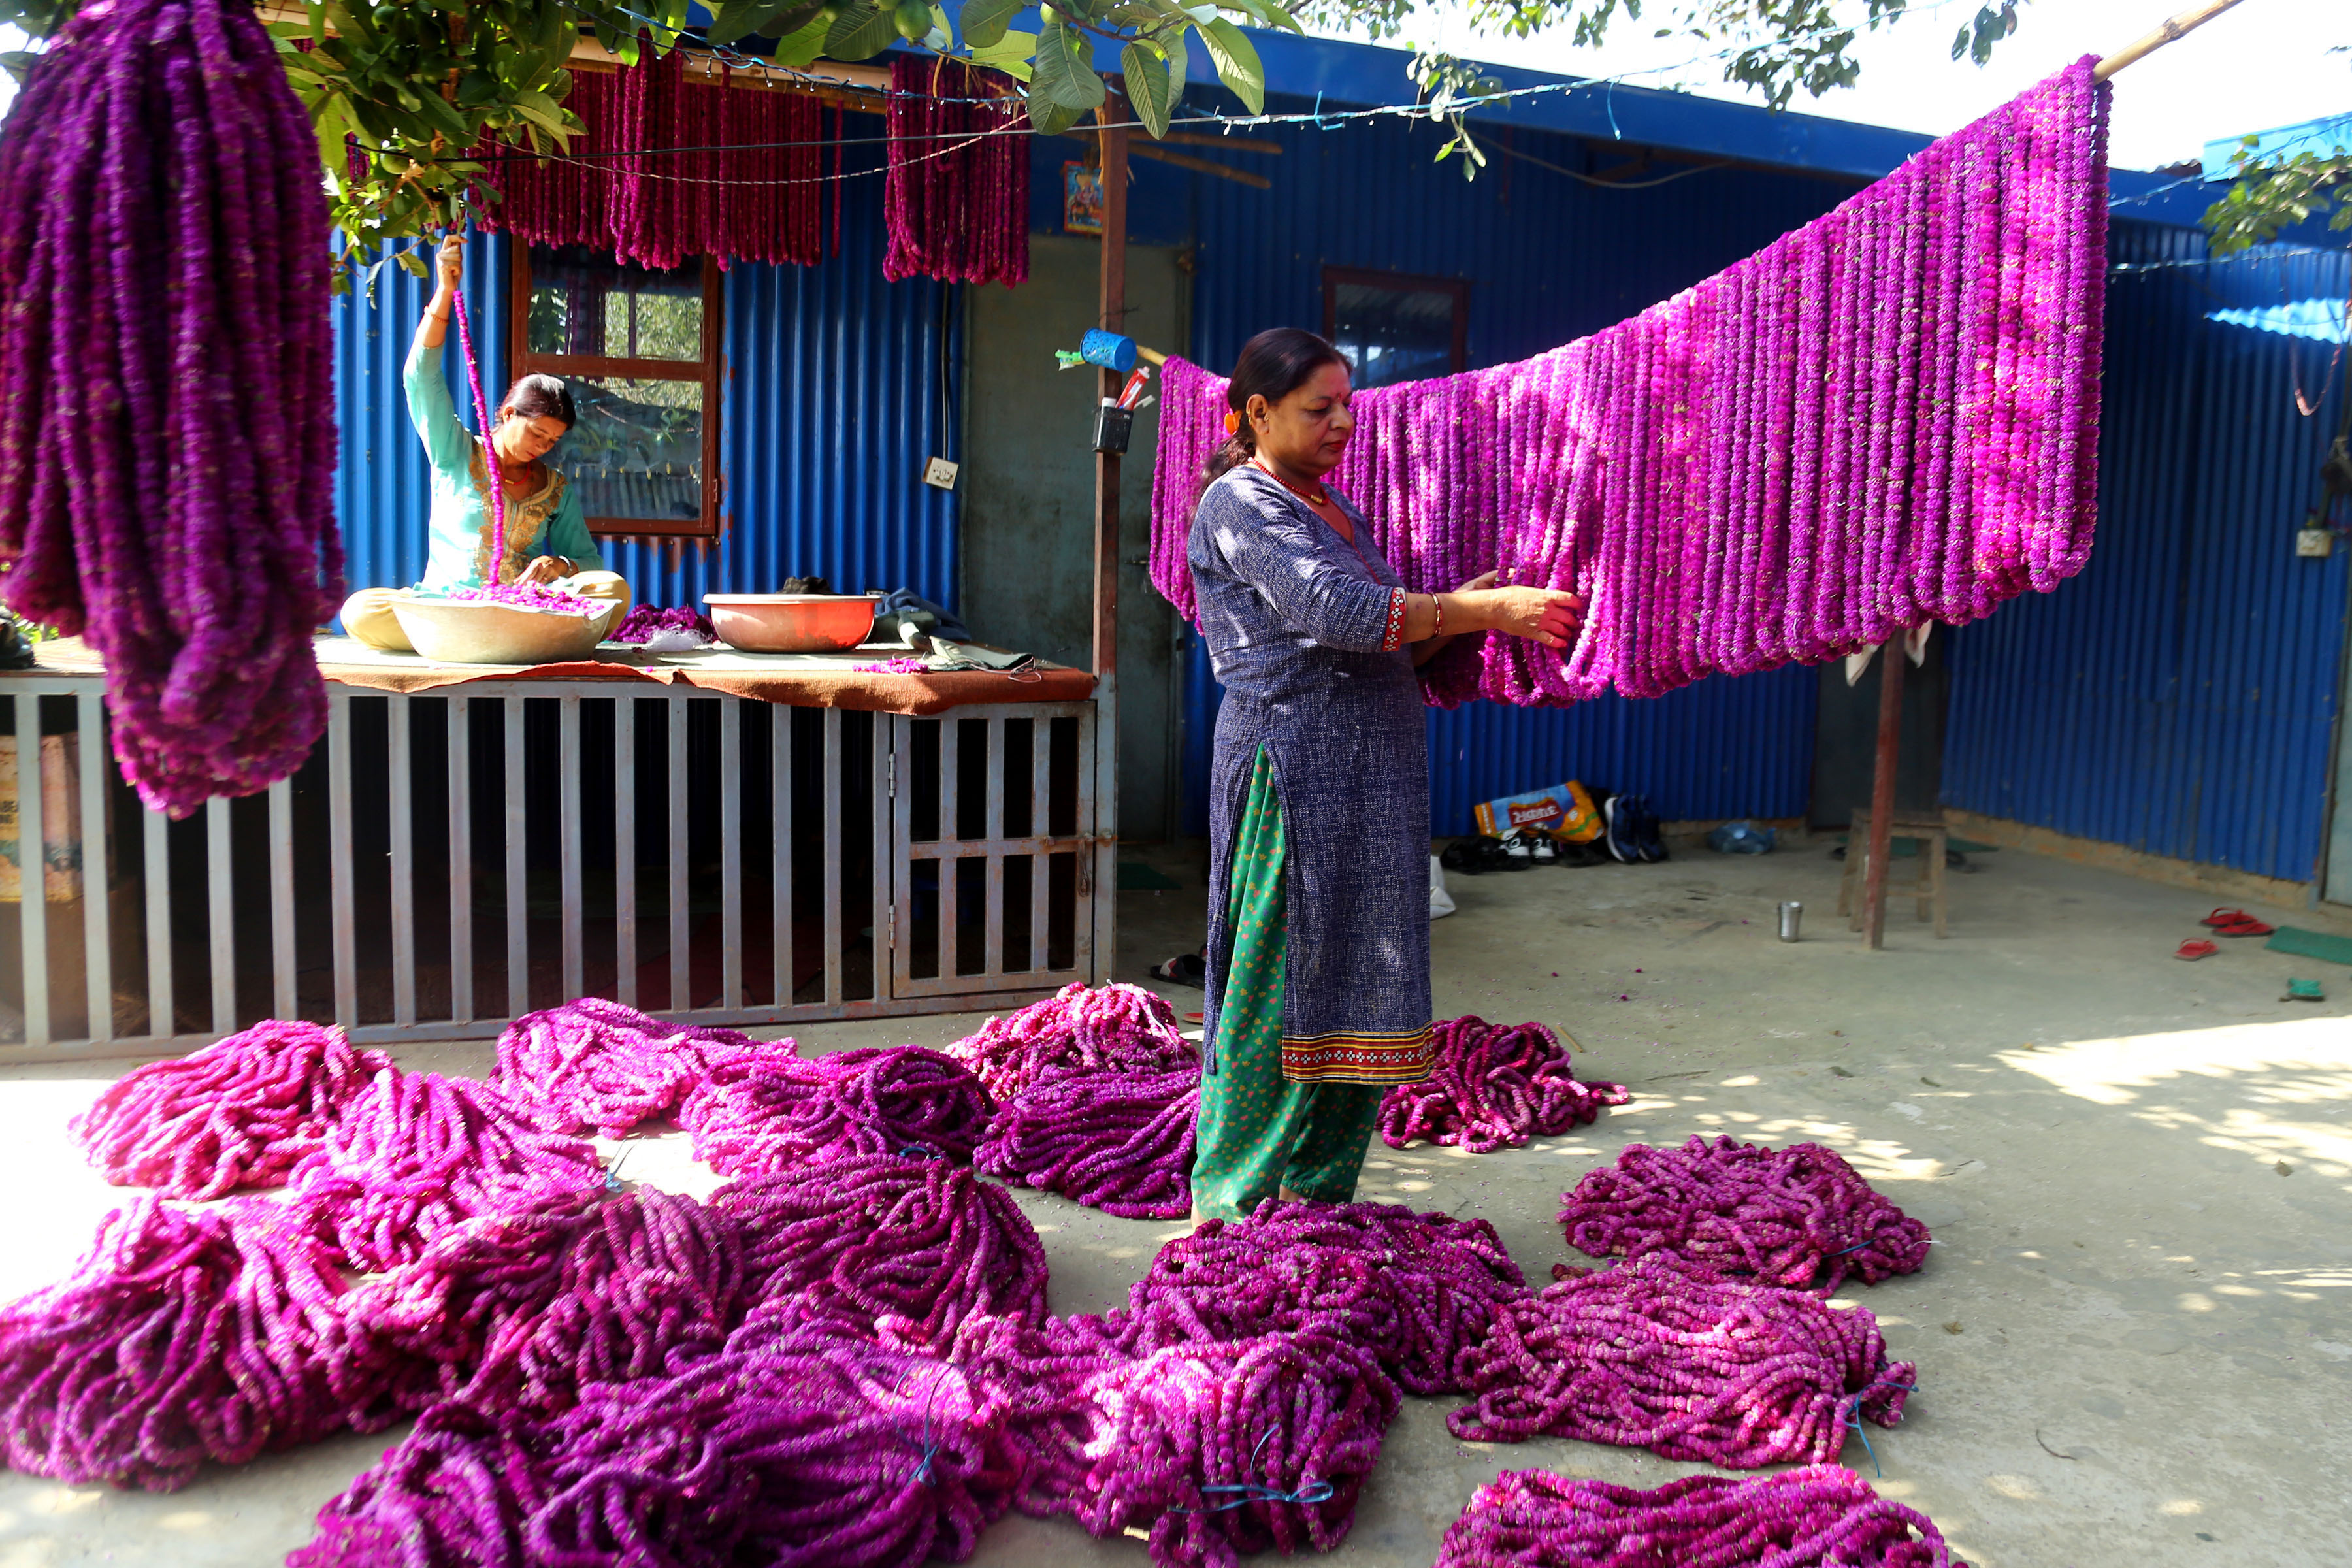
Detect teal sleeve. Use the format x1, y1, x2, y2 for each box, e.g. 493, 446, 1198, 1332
404, 332, 477, 477
546, 482, 604, 573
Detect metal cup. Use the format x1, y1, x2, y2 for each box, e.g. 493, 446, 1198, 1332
1778, 901, 1803, 942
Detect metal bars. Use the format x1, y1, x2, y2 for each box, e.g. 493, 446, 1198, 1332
0, 676, 1099, 1062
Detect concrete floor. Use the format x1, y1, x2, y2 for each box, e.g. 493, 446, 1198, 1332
3, 838, 2349, 1567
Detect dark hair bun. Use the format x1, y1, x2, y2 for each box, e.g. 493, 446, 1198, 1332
1201, 328, 1349, 488
502, 373, 576, 432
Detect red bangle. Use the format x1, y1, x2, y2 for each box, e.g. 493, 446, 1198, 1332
1431, 595, 1445, 640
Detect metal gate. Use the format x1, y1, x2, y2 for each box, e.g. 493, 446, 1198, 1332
0, 678, 1106, 1064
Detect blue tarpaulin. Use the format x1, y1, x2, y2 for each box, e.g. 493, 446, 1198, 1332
2202, 114, 2352, 182
2206, 299, 2351, 343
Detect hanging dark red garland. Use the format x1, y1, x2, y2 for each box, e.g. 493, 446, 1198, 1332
883, 56, 1030, 286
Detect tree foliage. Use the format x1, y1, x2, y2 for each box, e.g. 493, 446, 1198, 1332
2200, 52, 2350, 257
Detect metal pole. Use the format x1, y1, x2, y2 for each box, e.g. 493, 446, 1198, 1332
1092, 97, 1128, 981
1862, 640, 1904, 950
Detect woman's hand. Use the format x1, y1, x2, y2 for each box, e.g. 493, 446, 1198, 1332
434, 234, 464, 301
515, 555, 573, 587
1456, 570, 1499, 593
1475, 585, 1585, 649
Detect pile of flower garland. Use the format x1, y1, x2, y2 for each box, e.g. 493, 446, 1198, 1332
1377, 1016, 1627, 1153
1070, 1198, 1529, 1397
1558, 1134, 1933, 1291
289, 1070, 604, 1272
491, 996, 755, 1137
1435, 1465, 1965, 1567
975, 1066, 1199, 1219
1448, 1255, 1915, 1465
71, 1021, 390, 1198
680, 1045, 997, 1177
1149, 61, 2110, 711
0, 0, 342, 814
944, 980, 1197, 1101
606, 604, 718, 646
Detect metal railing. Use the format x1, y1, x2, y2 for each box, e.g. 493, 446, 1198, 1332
0, 678, 1105, 1063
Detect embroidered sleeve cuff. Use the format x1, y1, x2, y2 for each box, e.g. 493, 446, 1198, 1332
1380, 588, 1407, 653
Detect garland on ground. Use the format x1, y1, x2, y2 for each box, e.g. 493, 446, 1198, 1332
1558, 1134, 1933, 1291
1149, 61, 2110, 711
975, 1066, 1198, 1218
1377, 1016, 1627, 1152
1435, 1465, 1966, 1567
71, 1021, 390, 1199
679, 1044, 997, 1176
943, 980, 1196, 1102
491, 996, 757, 1137
1448, 1255, 1916, 1465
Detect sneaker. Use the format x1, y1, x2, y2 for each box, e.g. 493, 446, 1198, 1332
1632, 796, 1670, 862
1601, 792, 1639, 864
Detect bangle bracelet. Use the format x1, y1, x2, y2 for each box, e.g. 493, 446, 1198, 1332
1431, 595, 1445, 639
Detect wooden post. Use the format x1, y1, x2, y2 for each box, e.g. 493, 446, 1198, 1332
1088, 101, 1129, 981
1861, 640, 1904, 949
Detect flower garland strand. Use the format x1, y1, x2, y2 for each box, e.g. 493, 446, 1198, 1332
975, 1065, 1200, 1219
491, 996, 757, 1137
1375, 1016, 1628, 1153
942, 980, 1197, 1102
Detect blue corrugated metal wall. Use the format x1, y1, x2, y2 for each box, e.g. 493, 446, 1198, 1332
1943, 232, 2352, 883
1171, 97, 1844, 835
332, 144, 962, 612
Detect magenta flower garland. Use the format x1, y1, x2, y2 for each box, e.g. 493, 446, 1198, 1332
0, 0, 342, 815
491, 996, 756, 1137
288, 1070, 606, 1272
942, 980, 1196, 1102
1145, 61, 2108, 709
883, 57, 1030, 287
1375, 1016, 1629, 1154
1435, 1465, 1966, 1567
975, 1065, 1200, 1218
713, 1153, 1049, 1343
1558, 1134, 1933, 1291
678, 1043, 996, 1177
1449, 1255, 1916, 1466
69, 1020, 390, 1199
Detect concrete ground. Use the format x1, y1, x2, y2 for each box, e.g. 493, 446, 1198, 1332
3, 836, 2349, 1567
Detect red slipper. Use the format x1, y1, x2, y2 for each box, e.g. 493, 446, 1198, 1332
2174, 939, 2218, 960
2213, 917, 2274, 937
2201, 908, 2254, 928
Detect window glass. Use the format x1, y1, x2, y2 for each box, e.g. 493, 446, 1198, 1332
559, 378, 704, 525
526, 246, 702, 362
1330, 281, 1460, 387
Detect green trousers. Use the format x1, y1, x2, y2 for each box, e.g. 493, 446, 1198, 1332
1191, 749, 1385, 1222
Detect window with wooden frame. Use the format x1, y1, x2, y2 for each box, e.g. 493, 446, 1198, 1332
512, 244, 724, 538
1322, 267, 1469, 389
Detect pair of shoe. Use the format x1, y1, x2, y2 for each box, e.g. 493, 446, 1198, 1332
1441, 836, 1527, 875
1601, 792, 1668, 864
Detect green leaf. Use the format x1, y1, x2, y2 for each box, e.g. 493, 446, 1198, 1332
958, 0, 1023, 48
770, 7, 836, 68
825, 0, 898, 57
1032, 16, 1106, 111
706, 0, 776, 44
1162, 25, 1188, 97
1196, 17, 1262, 113
1122, 39, 1173, 139
1028, 92, 1085, 136
968, 27, 1035, 80
1254, 0, 1299, 31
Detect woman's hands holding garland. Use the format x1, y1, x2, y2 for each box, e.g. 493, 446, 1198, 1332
1406, 572, 1587, 651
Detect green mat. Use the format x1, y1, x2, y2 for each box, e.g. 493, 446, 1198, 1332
1117, 862, 1182, 891
2264, 926, 2352, 967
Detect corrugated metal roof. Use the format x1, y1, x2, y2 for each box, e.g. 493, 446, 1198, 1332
1942, 233, 2352, 883
331, 150, 962, 613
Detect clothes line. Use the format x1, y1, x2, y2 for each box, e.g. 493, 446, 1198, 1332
1148, 58, 2112, 711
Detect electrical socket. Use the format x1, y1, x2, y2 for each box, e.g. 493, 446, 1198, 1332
923, 457, 960, 491
2296, 527, 2334, 559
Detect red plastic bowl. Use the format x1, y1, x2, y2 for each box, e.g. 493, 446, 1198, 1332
702, 594, 880, 653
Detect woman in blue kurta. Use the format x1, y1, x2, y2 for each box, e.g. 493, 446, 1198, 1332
340, 235, 631, 649
1188, 329, 1583, 1222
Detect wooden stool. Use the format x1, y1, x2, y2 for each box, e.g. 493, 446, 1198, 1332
1837, 808, 1950, 938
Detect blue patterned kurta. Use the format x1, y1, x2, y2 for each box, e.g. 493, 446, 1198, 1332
1190, 466, 1433, 1084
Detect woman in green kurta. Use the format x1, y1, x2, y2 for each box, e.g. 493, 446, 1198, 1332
340, 235, 630, 650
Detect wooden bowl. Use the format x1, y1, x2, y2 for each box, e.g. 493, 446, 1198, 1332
702, 593, 880, 653
389, 597, 620, 664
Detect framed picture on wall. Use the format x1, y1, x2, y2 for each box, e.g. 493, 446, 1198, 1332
1064, 163, 1104, 235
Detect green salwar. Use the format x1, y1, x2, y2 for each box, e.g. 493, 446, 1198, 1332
1192, 749, 1386, 1222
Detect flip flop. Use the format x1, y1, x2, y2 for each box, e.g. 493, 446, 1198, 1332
2200, 908, 2255, 928
2212, 917, 2274, 937
2173, 939, 2218, 961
